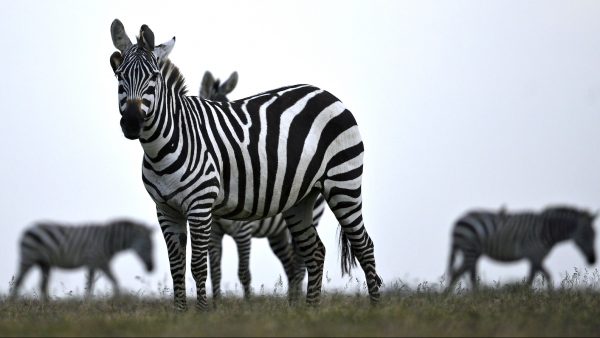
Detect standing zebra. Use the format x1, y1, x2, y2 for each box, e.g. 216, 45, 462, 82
10, 219, 154, 300
199, 71, 326, 300
200, 70, 238, 102
447, 206, 596, 290
109, 20, 381, 310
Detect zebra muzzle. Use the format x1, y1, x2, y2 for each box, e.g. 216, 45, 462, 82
588, 253, 596, 265
120, 103, 145, 140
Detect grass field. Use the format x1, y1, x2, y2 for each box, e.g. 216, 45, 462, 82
2, 269, 600, 337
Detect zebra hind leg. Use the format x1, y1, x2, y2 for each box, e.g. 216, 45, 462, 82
10, 262, 34, 300
324, 188, 382, 305
283, 191, 324, 306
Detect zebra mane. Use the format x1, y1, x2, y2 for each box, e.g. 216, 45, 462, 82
541, 206, 589, 242
160, 58, 188, 96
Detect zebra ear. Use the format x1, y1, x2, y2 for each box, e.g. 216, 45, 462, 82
200, 71, 215, 99
220, 71, 238, 95
110, 51, 123, 73
139, 24, 155, 51
111, 19, 132, 52
153, 37, 175, 64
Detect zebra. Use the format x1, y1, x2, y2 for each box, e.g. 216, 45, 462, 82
10, 219, 154, 300
198, 72, 326, 300
109, 20, 382, 310
200, 70, 238, 102
447, 205, 596, 290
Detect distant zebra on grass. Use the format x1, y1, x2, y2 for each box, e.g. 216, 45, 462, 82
447, 206, 597, 290
10, 219, 154, 300
199, 71, 326, 300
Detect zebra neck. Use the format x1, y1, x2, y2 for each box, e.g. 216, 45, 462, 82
140, 58, 191, 160
107, 225, 131, 255
543, 216, 577, 244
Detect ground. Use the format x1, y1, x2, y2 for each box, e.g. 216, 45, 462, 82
2, 269, 600, 336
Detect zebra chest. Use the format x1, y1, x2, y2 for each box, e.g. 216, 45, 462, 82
142, 166, 215, 213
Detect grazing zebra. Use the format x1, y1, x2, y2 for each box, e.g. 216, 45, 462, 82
109, 20, 381, 310
447, 206, 597, 290
199, 72, 326, 300
10, 219, 154, 300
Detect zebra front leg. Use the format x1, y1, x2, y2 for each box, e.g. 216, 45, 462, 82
233, 231, 253, 299
100, 265, 120, 297
539, 265, 553, 289
157, 208, 188, 311
469, 266, 479, 290
209, 225, 225, 302
188, 212, 212, 311
284, 191, 325, 306
85, 268, 96, 299
39, 264, 50, 302
527, 263, 541, 286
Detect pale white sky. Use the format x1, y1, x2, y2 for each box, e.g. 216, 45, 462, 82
1, 0, 600, 297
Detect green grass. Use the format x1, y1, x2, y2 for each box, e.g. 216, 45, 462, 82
3, 269, 600, 337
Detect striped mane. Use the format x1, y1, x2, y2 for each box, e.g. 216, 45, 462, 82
160, 58, 188, 96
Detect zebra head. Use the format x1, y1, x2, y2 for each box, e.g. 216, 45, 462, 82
127, 221, 155, 272
573, 211, 597, 265
109, 19, 175, 140
200, 71, 238, 102
545, 206, 597, 265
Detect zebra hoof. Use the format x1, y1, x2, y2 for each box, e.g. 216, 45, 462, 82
195, 301, 209, 312
174, 303, 188, 312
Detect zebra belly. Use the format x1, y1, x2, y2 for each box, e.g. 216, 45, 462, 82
484, 252, 525, 263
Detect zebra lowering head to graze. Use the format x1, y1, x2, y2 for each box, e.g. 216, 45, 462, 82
200, 71, 238, 102
10, 219, 154, 300
199, 73, 326, 301
447, 205, 596, 291
109, 20, 381, 310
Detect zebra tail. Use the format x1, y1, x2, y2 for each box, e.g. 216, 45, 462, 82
338, 226, 358, 276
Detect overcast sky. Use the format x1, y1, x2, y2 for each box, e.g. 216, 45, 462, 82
1, 0, 600, 297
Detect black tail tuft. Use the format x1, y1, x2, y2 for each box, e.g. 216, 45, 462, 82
339, 227, 358, 276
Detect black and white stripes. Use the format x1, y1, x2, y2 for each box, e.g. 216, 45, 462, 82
447, 206, 596, 289
199, 72, 326, 300
109, 20, 381, 310
10, 219, 154, 299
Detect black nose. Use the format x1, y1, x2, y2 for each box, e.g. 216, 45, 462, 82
120, 103, 144, 139
146, 262, 154, 272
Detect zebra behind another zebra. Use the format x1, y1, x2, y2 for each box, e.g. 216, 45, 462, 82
10, 219, 154, 300
447, 205, 596, 290
199, 71, 326, 300
109, 20, 382, 310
